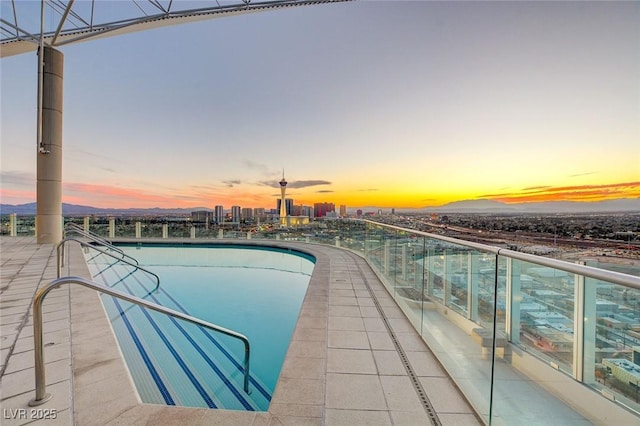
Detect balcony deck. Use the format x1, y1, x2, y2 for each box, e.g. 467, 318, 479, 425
1, 236, 481, 425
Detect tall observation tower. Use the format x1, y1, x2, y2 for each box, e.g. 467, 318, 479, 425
279, 170, 288, 227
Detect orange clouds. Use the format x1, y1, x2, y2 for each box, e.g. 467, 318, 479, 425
61, 182, 277, 209
482, 181, 640, 204
63, 182, 206, 209
0, 188, 37, 204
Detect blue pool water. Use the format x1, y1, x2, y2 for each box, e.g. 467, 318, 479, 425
84, 244, 315, 411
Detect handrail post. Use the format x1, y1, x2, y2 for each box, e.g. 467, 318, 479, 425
243, 341, 251, 394
57, 243, 63, 278
29, 284, 58, 406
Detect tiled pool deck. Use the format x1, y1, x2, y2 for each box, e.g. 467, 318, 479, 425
1, 236, 480, 425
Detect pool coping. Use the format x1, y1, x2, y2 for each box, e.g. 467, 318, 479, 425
70, 240, 297, 424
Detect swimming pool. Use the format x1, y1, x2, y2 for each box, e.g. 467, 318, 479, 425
84, 243, 315, 411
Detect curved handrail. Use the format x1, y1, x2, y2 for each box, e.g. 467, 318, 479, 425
65, 222, 114, 246
57, 237, 160, 291
63, 224, 139, 265
29, 276, 251, 406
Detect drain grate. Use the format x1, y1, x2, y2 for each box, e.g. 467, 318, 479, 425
347, 252, 442, 426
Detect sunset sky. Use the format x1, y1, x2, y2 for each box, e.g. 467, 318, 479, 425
1, 1, 639, 210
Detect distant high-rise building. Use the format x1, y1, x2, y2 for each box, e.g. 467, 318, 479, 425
279, 171, 288, 227
214, 205, 224, 224
314, 202, 335, 218
356, 209, 363, 218
191, 210, 212, 229
191, 210, 212, 222
277, 198, 294, 217
231, 205, 241, 223
253, 208, 266, 222
300, 206, 313, 218
339, 205, 347, 217
241, 208, 253, 221
293, 205, 313, 218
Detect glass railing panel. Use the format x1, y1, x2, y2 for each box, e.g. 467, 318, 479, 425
90, 223, 110, 238
364, 222, 386, 284
1, 215, 10, 235
588, 278, 640, 412
337, 219, 366, 253
508, 258, 575, 375
393, 235, 426, 333
114, 220, 136, 238
193, 225, 217, 238
140, 221, 163, 238
442, 245, 472, 317
415, 246, 500, 424
423, 240, 445, 303
381, 228, 401, 292
15, 216, 35, 236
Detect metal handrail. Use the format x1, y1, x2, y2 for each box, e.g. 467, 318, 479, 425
57, 237, 160, 291
29, 276, 251, 406
65, 222, 113, 246
364, 219, 640, 291
63, 224, 139, 265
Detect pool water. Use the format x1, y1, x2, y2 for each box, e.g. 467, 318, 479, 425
84, 244, 315, 411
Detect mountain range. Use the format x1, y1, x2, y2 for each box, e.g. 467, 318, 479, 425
1, 198, 638, 216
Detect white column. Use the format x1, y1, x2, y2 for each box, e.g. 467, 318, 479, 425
36, 47, 64, 244
162, 224, 168, 239
218, 229, 223, 239
109, 219, 115, 238
135, 222, 141, 239
190, 226, 196, 239
10, 213, 17, 236
83, 216, 89, 232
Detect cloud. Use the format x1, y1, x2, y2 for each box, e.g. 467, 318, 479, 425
0, 171, 34, 188
316, 190, 334, 193
62, 182, 207, 208
482, 181, 640, 203
357, 188, 379, 192
521, 185, 551, 191
0, 188, 37, 204
259, 179, 331, 189
289, 180, 331, 189
222, 179, 241, 187
569, 172, 596, 178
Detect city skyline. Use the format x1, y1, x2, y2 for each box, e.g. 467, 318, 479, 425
2, 2, 639, 209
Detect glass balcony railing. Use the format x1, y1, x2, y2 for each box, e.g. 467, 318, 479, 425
3, 214, 639, 423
